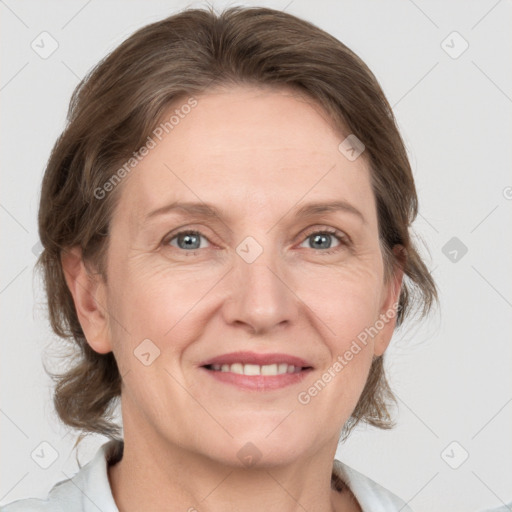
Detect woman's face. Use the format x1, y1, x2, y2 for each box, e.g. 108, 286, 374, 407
96, 85, 402, 465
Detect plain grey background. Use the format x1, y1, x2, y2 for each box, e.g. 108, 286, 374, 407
1, 1, 511, 511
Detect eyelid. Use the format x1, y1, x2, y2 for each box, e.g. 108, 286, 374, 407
162, 225, 217, 248
167, 231, 210, 249
162, 224, 351, 252
298, 225, 351, 245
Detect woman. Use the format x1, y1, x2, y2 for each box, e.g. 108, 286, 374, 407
1, 6, 438, 511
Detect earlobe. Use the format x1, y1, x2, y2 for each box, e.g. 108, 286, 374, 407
60, 246, 112, 354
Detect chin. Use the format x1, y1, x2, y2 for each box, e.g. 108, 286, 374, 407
204, 426, 316, 469
209, 443, 306, 470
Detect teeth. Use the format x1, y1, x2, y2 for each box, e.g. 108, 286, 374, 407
231, 363, 243, 374
244, 364, 260, 375
261, 364, 277, 375
210, 363, 302, 375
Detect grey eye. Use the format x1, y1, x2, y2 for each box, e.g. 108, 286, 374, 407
169, 231, 208, 250
301, 232, 341, 250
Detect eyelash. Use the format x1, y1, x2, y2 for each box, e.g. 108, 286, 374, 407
162, 227, 350, 256
302, 227, 350, 255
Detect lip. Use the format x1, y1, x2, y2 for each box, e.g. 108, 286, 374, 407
198, 351, 313, 391
201, 367, 312, 391
199, 351, 313, 368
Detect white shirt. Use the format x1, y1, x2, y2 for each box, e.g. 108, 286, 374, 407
1, 439, 413, 511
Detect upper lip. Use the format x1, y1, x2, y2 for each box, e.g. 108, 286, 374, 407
200, 351, 313, 368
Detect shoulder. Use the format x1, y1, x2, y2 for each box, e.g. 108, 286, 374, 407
0, 473, 87, 512
0, 439, 123, 512
0, 477, 80, 512
332, 459, 413, 512
0, 498, 58, 512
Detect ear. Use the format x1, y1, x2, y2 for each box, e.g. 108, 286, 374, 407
373, 245, 405, 357
60, 246, 112, 354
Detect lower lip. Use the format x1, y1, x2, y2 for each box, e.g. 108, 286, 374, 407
200, 367, 312, 391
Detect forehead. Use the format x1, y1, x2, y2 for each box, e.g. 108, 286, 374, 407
113, 85, 375, 228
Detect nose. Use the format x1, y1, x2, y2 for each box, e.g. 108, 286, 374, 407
221, 240, 298, 335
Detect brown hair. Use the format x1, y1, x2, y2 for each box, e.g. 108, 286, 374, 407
36, 5, 438, 442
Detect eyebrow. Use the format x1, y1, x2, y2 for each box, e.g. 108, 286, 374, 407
143, 199, 366, 225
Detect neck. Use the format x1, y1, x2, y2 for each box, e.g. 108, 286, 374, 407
107, 426, 354, 512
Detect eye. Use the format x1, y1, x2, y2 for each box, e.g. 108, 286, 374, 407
298, 228, 349, 254
162, 227, 349, 255
165, 230, 210, 251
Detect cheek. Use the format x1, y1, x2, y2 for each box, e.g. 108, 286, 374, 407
295, 263, 382, 398
297, 261, 383, 343
106, 239, 384, 371
106, 256, 220, 355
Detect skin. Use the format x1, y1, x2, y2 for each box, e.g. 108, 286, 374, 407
62, 85, 403, 512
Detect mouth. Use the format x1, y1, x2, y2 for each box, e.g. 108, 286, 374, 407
204, 362, 305, 375
199, 351, 313, 391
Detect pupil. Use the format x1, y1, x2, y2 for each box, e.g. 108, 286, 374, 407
311, 233, 331, 249
176, 233, 333, 251
179, 233, 200, 250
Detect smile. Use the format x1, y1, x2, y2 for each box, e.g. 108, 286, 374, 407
205, 363, 303, 376
199, 351, 314, 391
